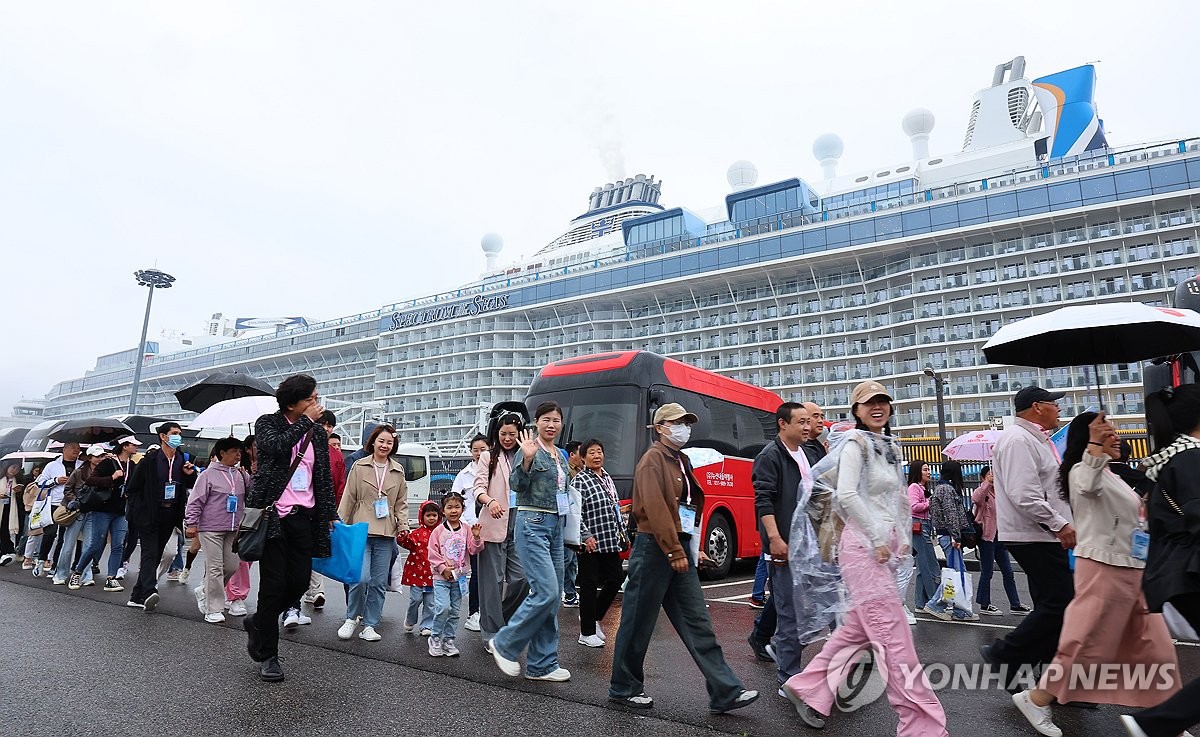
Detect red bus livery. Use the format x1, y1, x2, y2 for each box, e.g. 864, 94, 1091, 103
525, 351, 782, 579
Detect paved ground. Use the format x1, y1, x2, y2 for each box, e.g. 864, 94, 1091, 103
1, 555, 1196, 736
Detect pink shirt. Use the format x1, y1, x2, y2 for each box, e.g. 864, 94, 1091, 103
276, 425, 316, 518
908, 482, 930, 519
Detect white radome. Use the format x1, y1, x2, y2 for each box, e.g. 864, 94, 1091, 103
902, 108, 936, 137
726, 160, 759, 191
481, 233, 504, 254
812, 133, 844, 161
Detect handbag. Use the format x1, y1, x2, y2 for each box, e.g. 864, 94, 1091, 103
312, 521, 369, 585
77, 484, 113, 512
235, 428, 313, 562
939, 546, 975, 612
29, 492, 53, 530
959, 518, 979, 550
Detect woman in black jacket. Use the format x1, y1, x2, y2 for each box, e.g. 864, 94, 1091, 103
243, 374, 337, 683
1122, 385, 1200, 736
71, 436, 139, 591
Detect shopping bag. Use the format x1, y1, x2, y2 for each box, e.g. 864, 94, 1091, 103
29, 493, 53, 530
387, 544, 405, 593
312, 521, 368, 586
938, 547, 974, 612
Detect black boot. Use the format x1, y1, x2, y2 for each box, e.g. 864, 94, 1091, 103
259, 655, 284, 682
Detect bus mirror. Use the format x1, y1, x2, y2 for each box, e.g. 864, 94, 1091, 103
649, 388, 667, 408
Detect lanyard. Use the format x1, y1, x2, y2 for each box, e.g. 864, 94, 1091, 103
219, 466, 238, 493
537, 438, 566, 492
372, 461, 388, 498
673, 453, 693, 506
164, 452, 175, 484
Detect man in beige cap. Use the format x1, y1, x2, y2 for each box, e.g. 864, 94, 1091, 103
609, 402, 758, 715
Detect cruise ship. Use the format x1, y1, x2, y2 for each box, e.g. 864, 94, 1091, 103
36, 56, 1200, 453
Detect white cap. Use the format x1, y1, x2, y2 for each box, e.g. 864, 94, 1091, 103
116, 435, 142, 446
85, 444, 108, 457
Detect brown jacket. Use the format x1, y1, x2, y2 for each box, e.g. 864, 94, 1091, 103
632, 441, 705, 562
338, 457, 409, 538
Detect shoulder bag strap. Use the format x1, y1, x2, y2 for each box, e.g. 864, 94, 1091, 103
288, 429, 314, 480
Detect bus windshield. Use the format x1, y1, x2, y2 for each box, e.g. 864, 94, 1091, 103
527, 386, 641, 478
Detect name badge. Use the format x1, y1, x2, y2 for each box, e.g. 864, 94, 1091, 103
291, 466, 311, 492
226, 495, 238, 514
163, 483, 176, 501
374, 498, 390, 519
679, 504, 697, 533
509, 491, 517, 508
1131, 529, 1150, 561
556, 492, 570, 515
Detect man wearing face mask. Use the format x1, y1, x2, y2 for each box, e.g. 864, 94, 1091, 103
125, 422, 197, 611
608, 403, 758, 715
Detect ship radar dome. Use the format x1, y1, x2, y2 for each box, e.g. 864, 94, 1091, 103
481, 233, 504, 270
902, 108, 936, 160
812, 133, 844, 179
727, 160, 759, 192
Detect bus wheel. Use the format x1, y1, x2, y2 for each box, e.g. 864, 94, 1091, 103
701, 512, 734, 580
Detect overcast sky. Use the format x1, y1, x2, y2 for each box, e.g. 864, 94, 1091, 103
3, 1, 1198, 415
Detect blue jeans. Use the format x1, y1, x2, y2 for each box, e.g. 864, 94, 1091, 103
563, 546, 578, 601
912, 518, 940, 607
752, 555, 770, 600
53, 515, 90, 584
976, 539, 1021, 608
76, 512, 127, 579
347, 536, 393, 628
493, 510, 564, 678
408, 586, 435, 630
923, 535, 973, 619
433, 576, 465, 639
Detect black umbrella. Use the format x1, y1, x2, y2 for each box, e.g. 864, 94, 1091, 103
49, 418, 136, 445
175, 372, 275, 413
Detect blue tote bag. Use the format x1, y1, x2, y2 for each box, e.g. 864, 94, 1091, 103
312, 521, 369, 585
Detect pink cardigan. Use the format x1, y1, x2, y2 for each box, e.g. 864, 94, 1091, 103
970, 480, 998, 543
908, 482, 930, 519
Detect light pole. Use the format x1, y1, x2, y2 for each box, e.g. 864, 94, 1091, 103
128, 269, 176, 414
924, 365, 948, 445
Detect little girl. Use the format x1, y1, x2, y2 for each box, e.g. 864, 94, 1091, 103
399, 500, 442, 635
427, 492, 483, 657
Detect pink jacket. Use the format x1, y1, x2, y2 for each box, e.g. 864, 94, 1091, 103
471, 449, 515, 544
971, 480, 998, 543
908, 482, 930, 519
428, 520, 483, 578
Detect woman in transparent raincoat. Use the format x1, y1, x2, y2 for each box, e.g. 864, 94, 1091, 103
782, 381, 947, 736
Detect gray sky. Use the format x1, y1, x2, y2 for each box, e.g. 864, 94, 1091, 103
3, 1, 1198, 414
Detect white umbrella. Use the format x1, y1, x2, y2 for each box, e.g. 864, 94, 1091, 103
188, 395, 277, 429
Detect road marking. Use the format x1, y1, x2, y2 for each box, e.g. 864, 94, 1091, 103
700, 579, 756, 590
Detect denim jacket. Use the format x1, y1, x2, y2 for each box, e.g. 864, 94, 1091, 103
510, 446, 569, 512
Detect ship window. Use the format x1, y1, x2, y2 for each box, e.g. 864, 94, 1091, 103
927, 158, 943, 165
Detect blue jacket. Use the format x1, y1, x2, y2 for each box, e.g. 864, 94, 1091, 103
510, 446, 570, 512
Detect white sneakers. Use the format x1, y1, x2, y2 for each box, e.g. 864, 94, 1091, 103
204, 612, 225, 624
596, 624, 606, 642
194, 586, 207, 615
1012, 691, 1062, 737
463, 612, 481, 632
490, 640, 521, 676
226, 600, 248, 617
358, 626, 381, 642
526, 668, 571, 682
429, 635, 444, 656
337, 618, 359, 640
903, 605, 917, 626
578, 634, 604, 648
283, 608, 312, 629
178, 569, 190, 585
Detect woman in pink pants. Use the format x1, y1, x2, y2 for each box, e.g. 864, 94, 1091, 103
783, 381, 947, 736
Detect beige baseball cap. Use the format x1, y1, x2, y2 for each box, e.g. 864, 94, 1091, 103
850, 380, 892, 405
650, 402, 699, 426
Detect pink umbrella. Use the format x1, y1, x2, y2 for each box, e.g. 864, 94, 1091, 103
942, 430, 1004, 461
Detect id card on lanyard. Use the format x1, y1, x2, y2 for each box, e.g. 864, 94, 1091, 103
675, 456, 698, 534
220, 468, 239, 513
373, 463, 390, 519
164, 457, 177, 501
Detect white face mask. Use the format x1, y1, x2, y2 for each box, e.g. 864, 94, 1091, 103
667, 424, 692, 445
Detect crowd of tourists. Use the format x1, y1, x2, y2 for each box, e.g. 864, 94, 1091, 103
4, 371, 1200, 736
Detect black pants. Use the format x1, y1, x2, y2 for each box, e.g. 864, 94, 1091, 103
130, 514, 177, 603
468, 552, 479, 615
988, 542, 1074, 679
0, 500, 21, 555
751, 591, 778, 643
123, 524, 139, 565
254, 511, 315, 660
578, 550, 626, 636
38, 513, 59, 561
1131, 593, 1200, 736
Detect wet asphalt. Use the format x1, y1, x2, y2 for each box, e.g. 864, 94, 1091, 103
0, 555, 1196, 736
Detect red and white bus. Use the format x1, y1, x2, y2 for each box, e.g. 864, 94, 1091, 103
524, 351, 783, 579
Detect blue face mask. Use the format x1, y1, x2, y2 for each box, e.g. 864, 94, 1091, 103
166, 435, 184, 449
